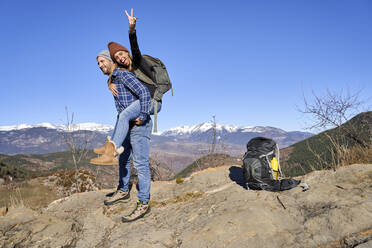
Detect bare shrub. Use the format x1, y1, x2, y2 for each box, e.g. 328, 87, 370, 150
46, 169, 100, 197
299, 88, 371, 169
60, 107, 96, 193
210, 115, 217, 154
190, 115, 233, 174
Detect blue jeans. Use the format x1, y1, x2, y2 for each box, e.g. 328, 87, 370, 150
117, 117, 152, 203
111, 100, 161, 147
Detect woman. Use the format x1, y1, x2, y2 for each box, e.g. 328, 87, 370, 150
92, 9, 161, 163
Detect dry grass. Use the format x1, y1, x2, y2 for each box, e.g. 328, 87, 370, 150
338, 146, 372, 166
307, 132, 372, 171
9, 188, 24, 208
175, 177, 184, 184
0, 179, 59, 209
149, 192, 204, 208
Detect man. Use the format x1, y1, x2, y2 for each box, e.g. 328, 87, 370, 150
96, 50, 115, 77
96, 50, 152, 222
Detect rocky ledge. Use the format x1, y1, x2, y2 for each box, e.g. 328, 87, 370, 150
1, 164, 371, 248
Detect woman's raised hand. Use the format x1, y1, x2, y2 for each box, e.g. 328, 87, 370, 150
125, 8, 138, 31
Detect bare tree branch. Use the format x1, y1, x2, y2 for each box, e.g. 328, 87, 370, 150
298, 87, 370, 170
59, 107, 96, 193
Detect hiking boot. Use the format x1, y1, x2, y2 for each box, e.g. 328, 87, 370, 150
104, 189, 130, 206
122, 201, 150, 223
93, 136, 111, 155
105, 190, 116, 197
90, 140, 124, 166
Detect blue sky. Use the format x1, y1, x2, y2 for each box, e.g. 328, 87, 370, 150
0, 0, 371, 132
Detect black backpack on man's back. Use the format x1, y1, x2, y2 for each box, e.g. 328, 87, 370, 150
242, 137, 301, 192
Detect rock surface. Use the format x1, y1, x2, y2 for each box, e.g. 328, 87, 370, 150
1, 164, 371, 248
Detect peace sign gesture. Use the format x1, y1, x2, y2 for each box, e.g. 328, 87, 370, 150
125, 8, 138, 31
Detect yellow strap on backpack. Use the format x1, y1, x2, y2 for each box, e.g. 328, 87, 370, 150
270, 157, 279, 180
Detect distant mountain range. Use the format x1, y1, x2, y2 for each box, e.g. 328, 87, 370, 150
160, 122, 313, 147
0, 122, 113, 133
0, 122, 313, 155
0, 122, 313, 172
2, 111, 370, 177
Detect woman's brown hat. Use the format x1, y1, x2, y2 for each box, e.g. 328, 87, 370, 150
108, 41, 129, 61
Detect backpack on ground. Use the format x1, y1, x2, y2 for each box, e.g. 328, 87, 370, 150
242, 137, 300, 192
132, 55, 173, 132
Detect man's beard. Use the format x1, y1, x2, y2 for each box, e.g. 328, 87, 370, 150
102, 67, 110, 75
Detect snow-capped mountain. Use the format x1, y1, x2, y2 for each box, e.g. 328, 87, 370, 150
1, 122, 287, 136
161, 122, 287, 137
0, 122, 114, 133
0, 122, 313, 155
157, 122, 311, 147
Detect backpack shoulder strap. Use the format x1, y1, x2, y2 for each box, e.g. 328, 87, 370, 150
153, 100, 158, 133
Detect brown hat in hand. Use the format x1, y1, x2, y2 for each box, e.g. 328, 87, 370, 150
108, 42, 129, 61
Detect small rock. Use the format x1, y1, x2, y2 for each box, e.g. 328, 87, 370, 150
208, 205, 216, 215
188, 213, 199, 222
0, 206, 8, 216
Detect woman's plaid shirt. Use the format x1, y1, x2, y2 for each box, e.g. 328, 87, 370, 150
111, 68, 151, 121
